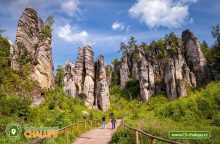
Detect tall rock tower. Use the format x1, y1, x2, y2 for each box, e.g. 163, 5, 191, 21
13, 7, 54, 89
63, 46, 110, 111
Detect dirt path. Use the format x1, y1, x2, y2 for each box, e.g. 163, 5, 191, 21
73, 120, 121, 144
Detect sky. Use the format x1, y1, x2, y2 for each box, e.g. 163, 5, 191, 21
0, 0, 220, 69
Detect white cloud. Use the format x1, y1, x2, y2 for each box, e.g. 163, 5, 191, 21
60, 0, 80, 16
112, 21, 125, 31
57, 23, 88, 44
129, 0, 197, 29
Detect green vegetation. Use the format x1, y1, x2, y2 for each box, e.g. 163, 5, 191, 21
0, 36, 103, 143
40, 16, 54, 39
111, 80, 220, 144
55, 65, 65, 88
15, 42, 33, 66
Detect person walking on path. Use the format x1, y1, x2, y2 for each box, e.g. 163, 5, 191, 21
111, 117, 117, 130
101, 115, 106, 129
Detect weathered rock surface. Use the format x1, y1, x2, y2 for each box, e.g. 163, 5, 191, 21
118, 30, 211, 101
139, 59, 155, 101
13, 7, 54, 89
64, 60, 77, 97
120, 56, 130, 89
182, 29, 211, 86
63, 46, 110, 111
95, 55, 110, 111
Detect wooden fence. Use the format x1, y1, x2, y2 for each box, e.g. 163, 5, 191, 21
121, 120, 181, 144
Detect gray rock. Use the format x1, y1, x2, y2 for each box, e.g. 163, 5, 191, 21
95, 55, 110, 111
182, 29, 211, 86
63, 46, 110, 111
120, 56, 130, 89
139, 59, 155, 101
64, 60, 77, 97
13, 7, 54, 89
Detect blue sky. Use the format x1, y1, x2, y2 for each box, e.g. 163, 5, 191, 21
0, 0, 219, 69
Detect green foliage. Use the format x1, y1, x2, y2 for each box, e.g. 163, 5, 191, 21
0, 37, 10, 67
40, 16, 54, 39
212, 24, 220, 46
123, 77, 140, 99
15, 42, 32, 66
111, 128, 135, 144
55, 65, 65, 88
0, 94, 31, 119
0, 25, 6, 36
110, 81, 220, 144
111, 59, 121, 86
140, 42, 148, 54
119, 36, 137, 56
41, 25, 52, 39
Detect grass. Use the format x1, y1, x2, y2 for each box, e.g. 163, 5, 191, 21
110, 81, 220, 144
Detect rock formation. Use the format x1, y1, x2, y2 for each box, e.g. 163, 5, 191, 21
12, 7, 54, 89
182, 29, 211, 86
95, 55, 110, 111
118, 30, 211, 101
63, 46, 110, 111
120, 56, 130, 89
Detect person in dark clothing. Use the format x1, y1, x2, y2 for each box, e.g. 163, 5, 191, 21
111, 117, 117, 130
101, 115, 106, 129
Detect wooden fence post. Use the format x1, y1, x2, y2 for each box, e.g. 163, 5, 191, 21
90, 120, 93, 127
64, 128, 67, 142
149, 137, 156, 144
84, 121, 86, 129
135, 130, 140, 144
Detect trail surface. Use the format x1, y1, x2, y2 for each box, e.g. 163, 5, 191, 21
73, 120, 121, 144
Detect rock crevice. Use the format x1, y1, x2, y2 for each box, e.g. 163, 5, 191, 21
64, 46, 110, 111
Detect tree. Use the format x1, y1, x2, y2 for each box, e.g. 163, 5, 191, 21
111, 59, 121, 86
202, 40, 209, 48
0, 37, 10, 67
15, 42, 32, 66
45, 16, 55, 27
0, 25, 6, 37
55, 65, 65, 88
41, 16, 55, 39
128, 36, 137, 51
211, 24, 220, 46
119, 42, 128, 56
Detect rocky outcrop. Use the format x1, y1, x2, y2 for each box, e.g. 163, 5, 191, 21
63, 46, 110, 111
139, 59, 155, 101
118, 30, 211, 101
95, 55, 110, 111
120, 56, 130, 89
13, 7, 54, 89
64, 60, 77, 97
182, 29, 211, 86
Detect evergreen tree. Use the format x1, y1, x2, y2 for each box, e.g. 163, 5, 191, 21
55, 65, 65, 88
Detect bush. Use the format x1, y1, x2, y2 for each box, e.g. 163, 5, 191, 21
111, 128, 135, 144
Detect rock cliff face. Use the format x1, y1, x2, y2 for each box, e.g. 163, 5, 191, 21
13, 7, 54, 89
182, 29, 211, 86
64, 46, 110, 111
118, 30, 211, 101
95, 55, 110, 111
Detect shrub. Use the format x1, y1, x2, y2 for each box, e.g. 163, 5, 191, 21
111, 128, 135, 144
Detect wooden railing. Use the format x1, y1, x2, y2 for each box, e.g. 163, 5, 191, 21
26, 119, 100, 144
121, 120, 181, 144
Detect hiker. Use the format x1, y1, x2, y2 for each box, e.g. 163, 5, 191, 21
109, 112, 114, 119
101, 115, 106, 129
111, 117, 117, 130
